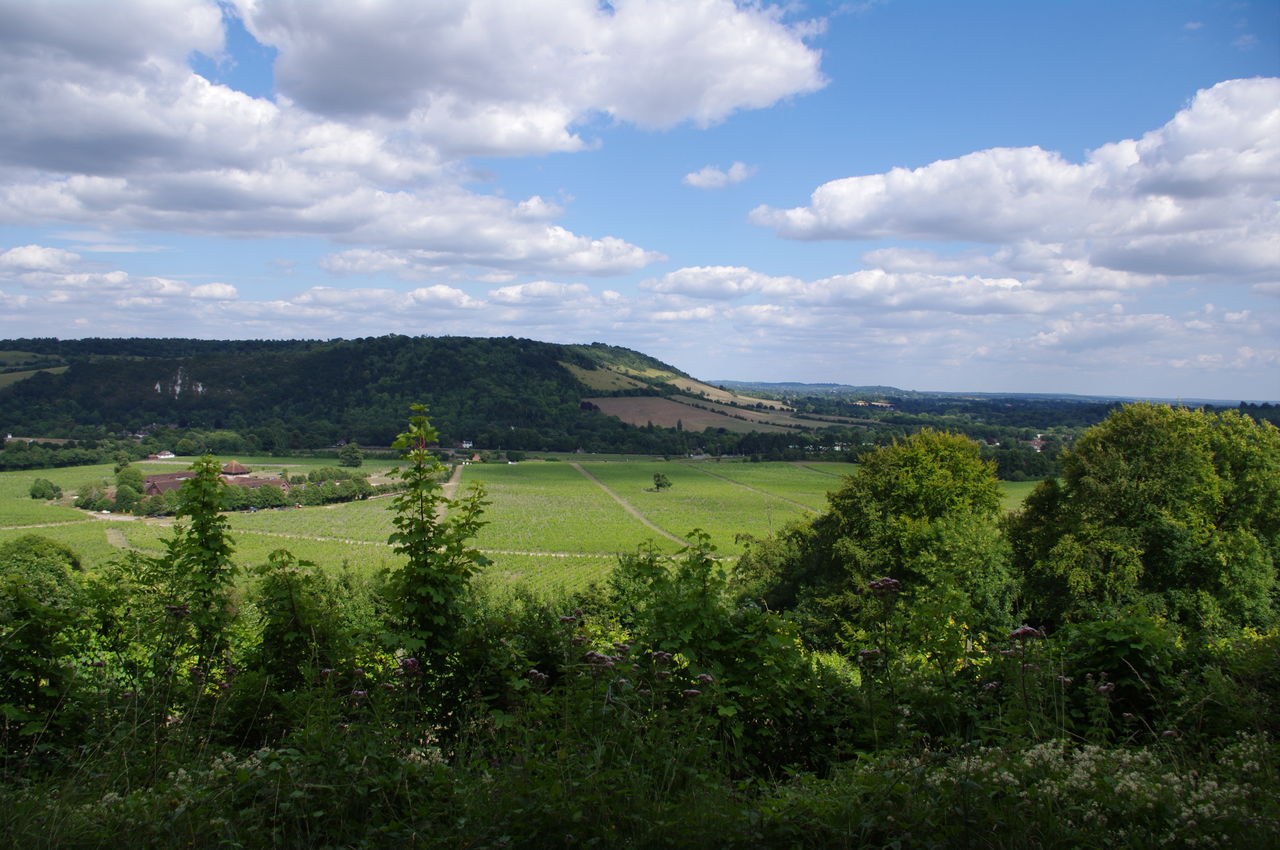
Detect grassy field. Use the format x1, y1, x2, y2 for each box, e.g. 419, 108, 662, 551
575, 461, 817, 554
458, 462, 669, 554
2, 459, 1044, 588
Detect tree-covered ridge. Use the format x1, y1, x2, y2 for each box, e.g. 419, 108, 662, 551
0, 336, 632, 446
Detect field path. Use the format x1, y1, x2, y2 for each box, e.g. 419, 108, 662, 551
682, 464, 819, 514
3, 520, 96, 530
441, 462, 464, 499
569, 462, 689, 547
791, 461, 848, 478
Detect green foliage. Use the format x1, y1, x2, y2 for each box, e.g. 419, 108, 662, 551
387, 406, 489, 659
652, 471, 671, 491
168, 456, 238, 661
737, 428, 1014, 654
27, 477, 60, 500
1010, 404, 1280, 632
0, 535, 82, 746
247, 550, 353, 690
337, 442, 363, 468
115, 464, 145, 492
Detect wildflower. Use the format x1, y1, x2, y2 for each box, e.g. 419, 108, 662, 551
1008, 625, 1042, 641
696, 673, 715, 684
1058, 676, 1073, 684
1097, 682, 1116, 693
681, 689, 702, 697
571, 635, 587, 644
982, 682, 999, 691
868, 577, 902, 596
400, 657, 421, 675
1161, 730, 1178, 738
353, 667, 365, 676
858, 648, 881, 660
320, 668, 334, 677
559, 615, 576, 623
650, 650, 673, 663
381, 683, 395, 691
351, 690, 368, 699
612, 642, 631, 654
1022, 663, 1039, 672
189, 666, 204, 680
164, 604, 189, 619
527, 669, 549, 682
89, 660, 106, 668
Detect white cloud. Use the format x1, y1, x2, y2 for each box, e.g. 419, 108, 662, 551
751, 78, 1280, 282
643, 265, 798, 298
683, 161, 757, 189
234, 0, 825, 145
0, 244, 80, 273
3, 0, 820, 277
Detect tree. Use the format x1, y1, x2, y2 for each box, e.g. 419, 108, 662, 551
736, 429, 1013, 652
28, 478, 61, 500
387, 405, 488, 660
337, 442, 363, 468
1009, 403, 1280, 632
116, 465, 145, 493
167, 456, 237, 662
653, 472, 672, 491
113, 483, 140, 513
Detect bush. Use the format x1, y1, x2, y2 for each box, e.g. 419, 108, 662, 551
28, 478, 61, 500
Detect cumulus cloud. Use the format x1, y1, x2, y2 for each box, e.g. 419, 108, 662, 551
0, 0, 819, 277
683, 161, 757, 189
234, 0, 824, 143
751, 78, 1280, 283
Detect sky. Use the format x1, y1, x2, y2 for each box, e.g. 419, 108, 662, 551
0, 1, 1277, 401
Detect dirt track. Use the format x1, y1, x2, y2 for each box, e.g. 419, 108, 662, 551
569, 462, 688, 546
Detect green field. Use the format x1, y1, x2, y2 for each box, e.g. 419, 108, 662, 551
1, 460, 1043, 589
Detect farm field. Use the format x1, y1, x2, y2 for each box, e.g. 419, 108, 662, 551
457, 462, 670, 555
573, 461, 818, 554
1, 460, 1044, 588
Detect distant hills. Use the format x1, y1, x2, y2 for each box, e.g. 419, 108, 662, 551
713, 380, 1272, 408
1, 337, 1270, 454
0, 336, 790, 448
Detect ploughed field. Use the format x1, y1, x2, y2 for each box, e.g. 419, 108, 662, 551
1, 458, 1038, 591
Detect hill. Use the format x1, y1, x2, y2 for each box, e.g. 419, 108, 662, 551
0, 335, 785, 450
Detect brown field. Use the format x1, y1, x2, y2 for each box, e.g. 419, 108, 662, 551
584, 396, 798, 433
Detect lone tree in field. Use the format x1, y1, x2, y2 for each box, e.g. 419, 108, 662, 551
337, 442, 363, 468
653, 472, 672, 491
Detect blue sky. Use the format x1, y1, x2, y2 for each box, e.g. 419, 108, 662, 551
1, 1, 1277, 400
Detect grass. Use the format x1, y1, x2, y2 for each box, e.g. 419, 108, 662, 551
678, 461, 839, 511
0, 365, 68, 387
999, 480, 1042, 512
582, 462, 816, 554
0, 460, 1042, 588
459, 462, 669, 554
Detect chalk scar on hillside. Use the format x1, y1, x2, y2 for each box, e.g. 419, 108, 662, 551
569, 462, 689, 547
